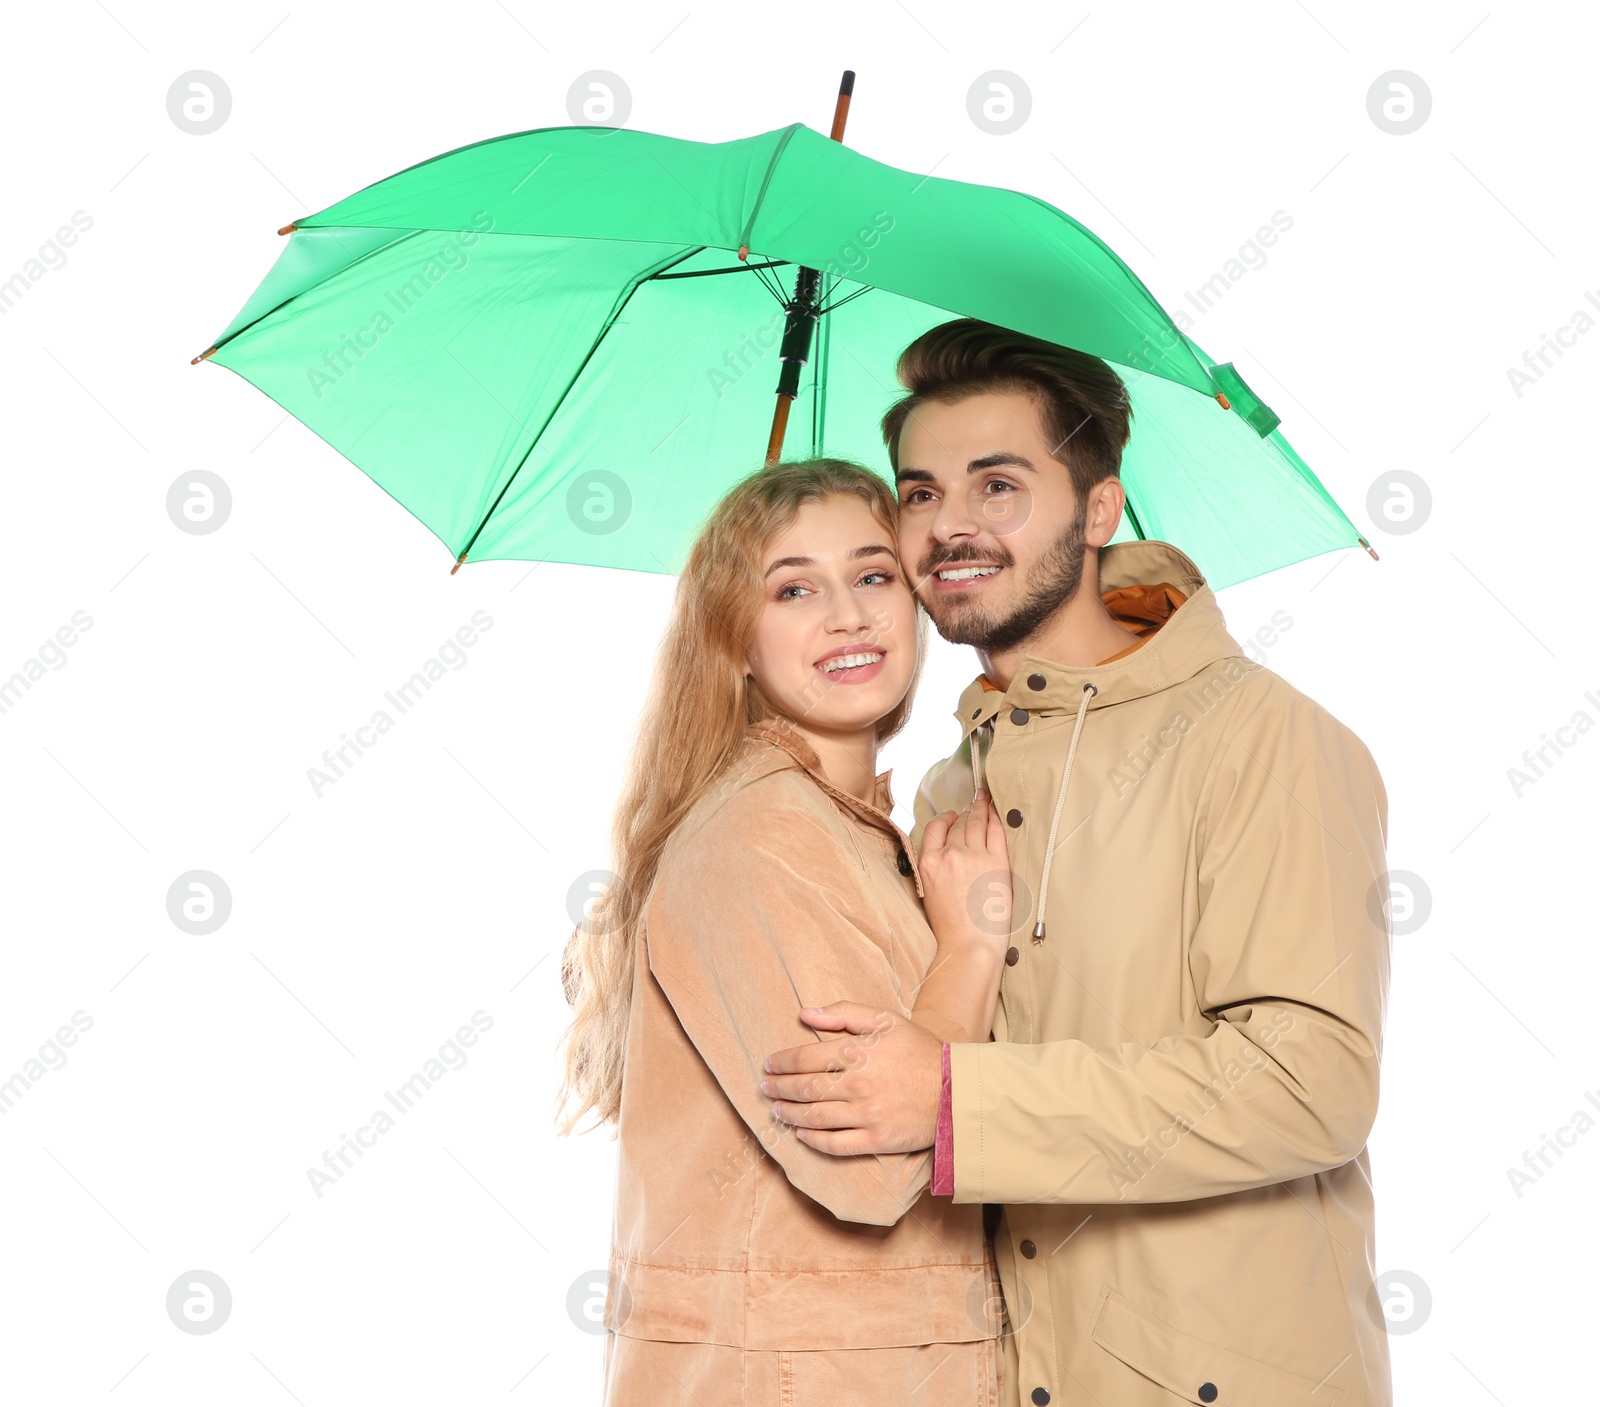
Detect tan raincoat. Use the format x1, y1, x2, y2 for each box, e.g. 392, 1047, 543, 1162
913, 539, 1393, 1407
600, 719, 1004, 1406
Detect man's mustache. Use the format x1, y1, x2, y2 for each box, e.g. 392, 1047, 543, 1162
917, 545, 1016, 578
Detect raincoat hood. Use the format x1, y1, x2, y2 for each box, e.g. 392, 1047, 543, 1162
954, 539, 1240, 736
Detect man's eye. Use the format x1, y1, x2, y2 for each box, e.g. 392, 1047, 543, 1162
902, 488, 934, 505
984, 479, 1015, 494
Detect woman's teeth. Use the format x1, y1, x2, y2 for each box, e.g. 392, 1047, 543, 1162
937, 565, 1001, 581
820, 651, 884, 673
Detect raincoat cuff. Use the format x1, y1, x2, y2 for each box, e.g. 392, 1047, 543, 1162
931, 1042, 954, 1195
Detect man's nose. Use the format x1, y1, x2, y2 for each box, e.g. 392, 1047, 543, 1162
931, 494, 982, 541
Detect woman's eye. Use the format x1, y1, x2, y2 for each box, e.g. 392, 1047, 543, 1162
776, 582, 813, 600
859, 569, 896, 587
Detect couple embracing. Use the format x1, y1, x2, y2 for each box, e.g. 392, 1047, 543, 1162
558, 318, 1393, 1407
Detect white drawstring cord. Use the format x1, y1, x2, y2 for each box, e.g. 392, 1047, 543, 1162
1032, 682, 1097, 943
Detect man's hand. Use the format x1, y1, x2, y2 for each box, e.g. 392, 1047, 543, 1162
759, 1002, 944, 1155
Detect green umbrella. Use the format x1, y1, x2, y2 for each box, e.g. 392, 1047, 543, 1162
194, 75, 1374, 589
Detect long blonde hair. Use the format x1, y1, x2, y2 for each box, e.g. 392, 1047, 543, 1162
554, 457, 929, 1135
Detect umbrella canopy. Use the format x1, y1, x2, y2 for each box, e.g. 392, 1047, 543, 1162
199, 121, 1367, 589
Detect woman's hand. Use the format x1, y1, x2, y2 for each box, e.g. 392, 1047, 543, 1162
916, 786, 1013, 957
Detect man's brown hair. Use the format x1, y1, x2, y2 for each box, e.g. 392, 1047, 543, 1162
879, 318, 1134, 501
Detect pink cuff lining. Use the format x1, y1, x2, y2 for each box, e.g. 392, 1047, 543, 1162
932, 1042, 954, 1195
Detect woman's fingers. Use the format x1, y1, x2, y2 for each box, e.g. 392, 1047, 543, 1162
986, 795, 1008, 863
921, 809, 957, 854
964, 787, 992, 850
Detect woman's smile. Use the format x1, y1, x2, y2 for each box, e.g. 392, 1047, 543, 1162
814, 643, 889, 684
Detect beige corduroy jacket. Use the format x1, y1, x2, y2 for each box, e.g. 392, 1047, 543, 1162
598, 717, 1004, 1406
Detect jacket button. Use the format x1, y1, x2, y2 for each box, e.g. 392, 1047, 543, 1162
971, 707, 982, 718
1027, 673, 1047, 691
1006, 808, 1023, 827
897, 850, 914, 876
1009, 707, 1029, 725
1019, 1239, 1036, 1258
1198, 1386, 1218, 1403
1005, 946, 1020, 966
1031, 1390, 1050, 1405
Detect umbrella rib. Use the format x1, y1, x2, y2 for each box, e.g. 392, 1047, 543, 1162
752, 264, 792, 306
207, 227, 429, 358
735, 123, 805, 257
647, 256, 791, 308
453, 244, 707, 567
649, 258, 792, 280
814, 284, 874, 316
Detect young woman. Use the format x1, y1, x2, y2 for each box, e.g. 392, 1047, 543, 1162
557, 458, 1013, 1406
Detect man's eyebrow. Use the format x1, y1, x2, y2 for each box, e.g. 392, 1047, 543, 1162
762, 543, 897, 579
895, 452, 1037, 484
971, 452, 1036, 473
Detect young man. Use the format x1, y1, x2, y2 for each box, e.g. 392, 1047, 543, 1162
760, 320, 1394, 1406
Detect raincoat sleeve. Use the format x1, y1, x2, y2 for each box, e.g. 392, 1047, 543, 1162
938, 690, 1391, 1205
645, 785, 934, 1227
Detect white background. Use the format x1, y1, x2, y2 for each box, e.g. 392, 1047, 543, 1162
2, 1, 1595, 1402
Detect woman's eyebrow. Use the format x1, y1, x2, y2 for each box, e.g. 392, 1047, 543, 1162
762, 544, 897, 579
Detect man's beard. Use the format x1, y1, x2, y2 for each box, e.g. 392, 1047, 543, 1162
921, 501, 1090, 653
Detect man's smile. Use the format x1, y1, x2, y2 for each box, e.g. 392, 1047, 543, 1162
928, 561, 1005, 594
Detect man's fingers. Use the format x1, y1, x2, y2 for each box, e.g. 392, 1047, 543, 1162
770, 1098, 858, 1131
764, 1040, 848, 1076
797, 1001, 895, 1038
790, 1126, 874, 1156
762, 1069, 862, 1102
